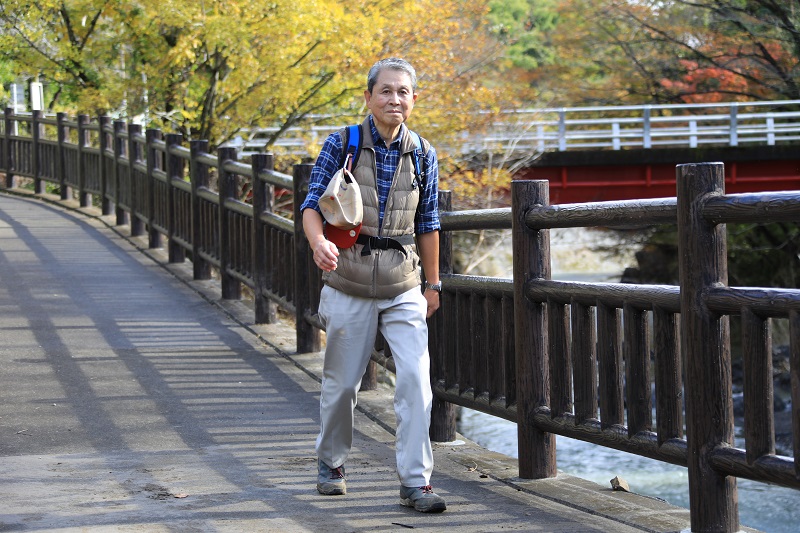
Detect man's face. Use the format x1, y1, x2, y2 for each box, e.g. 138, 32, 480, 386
364, 69, 417, 136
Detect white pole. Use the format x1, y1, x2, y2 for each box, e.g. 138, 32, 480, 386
30, 80, 44, 111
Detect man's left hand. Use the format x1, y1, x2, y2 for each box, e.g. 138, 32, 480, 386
424, 289, 440, 318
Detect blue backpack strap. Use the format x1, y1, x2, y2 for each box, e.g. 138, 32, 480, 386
407, 131, 429, 217
344, 125, 361, 171
343, 125, 424, 183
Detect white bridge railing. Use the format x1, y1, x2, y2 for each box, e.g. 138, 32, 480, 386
229, 99, 800, 157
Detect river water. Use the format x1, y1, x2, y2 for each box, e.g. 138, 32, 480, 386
458, 408, 799, 533
455, 228, 799, 533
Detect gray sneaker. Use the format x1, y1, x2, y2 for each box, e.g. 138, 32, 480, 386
317, 459, 346, 495
399, 485, 447, 513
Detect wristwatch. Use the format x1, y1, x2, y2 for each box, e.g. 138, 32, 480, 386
424, 281, 442, 293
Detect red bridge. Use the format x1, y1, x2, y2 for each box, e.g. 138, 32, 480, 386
517, 144, 800, 204
491, 100, 800, 204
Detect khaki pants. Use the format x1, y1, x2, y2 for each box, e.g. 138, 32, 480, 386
316, 284, 434, 488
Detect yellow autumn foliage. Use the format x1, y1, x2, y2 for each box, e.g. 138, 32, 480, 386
1, 0, 536, 207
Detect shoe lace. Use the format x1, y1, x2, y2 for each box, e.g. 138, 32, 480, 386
330, 466, 345, 480
421, 485, 434, 494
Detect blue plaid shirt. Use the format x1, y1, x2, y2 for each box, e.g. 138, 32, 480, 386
300, 116, 440, 235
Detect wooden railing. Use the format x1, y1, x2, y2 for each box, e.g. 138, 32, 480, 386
2, 108, 798, 533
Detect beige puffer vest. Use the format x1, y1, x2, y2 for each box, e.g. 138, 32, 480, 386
322, 117, 428, 299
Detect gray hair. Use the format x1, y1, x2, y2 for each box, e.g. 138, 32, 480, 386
367, 58, 418, 93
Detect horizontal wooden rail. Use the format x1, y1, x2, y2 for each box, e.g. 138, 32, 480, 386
707, 286, 800, 316
526, 280, 681, 311
530, 410, 688, 466
710, 446, 800, 488
439, 208, 512, 231
704, 191, 800, 224
527, 198, 678, 228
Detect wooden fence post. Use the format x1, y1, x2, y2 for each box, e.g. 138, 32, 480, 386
549, 297, 572, 418
597, 302, 624, 428
741, 307, 775, 465
113, 121, 128, 226
77, 114, 91, 207
3, 108, 15, 188
56, 112, 71, 200
791, 310, 800, 474
653, 306, 682, 445
511, 179, 556, 479
128, 124, 144, 236
624, 301, 652, 437
165, 133, 185, 264
361, 347, 378, 390
430, 189, 457, 442
32, 110, 43, 194
218, 147, 241, 300
190, 139, 211, 281
677, 162, 738, 533
98, 116, 112, 214
293, 163, 321, 353
146, 129, 163, 249
251, 153, 277, 324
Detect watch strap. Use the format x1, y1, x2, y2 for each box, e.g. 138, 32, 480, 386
425, 281, 442, 293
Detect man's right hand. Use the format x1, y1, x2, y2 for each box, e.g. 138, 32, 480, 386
303, 209, 339, 272
312, 238, 339, 272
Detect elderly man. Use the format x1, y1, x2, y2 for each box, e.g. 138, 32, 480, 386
300, 57, 445, 513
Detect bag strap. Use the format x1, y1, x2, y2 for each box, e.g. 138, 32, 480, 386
356, 234, 414, 257
343, 124, 361, 171
408, 130, 423, 181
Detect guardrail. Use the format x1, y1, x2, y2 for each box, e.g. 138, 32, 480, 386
482, 99, 800, 153
2, 107, 798, 533
225, 99, 800, 156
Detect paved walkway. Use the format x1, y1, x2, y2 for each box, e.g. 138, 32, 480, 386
0, 192, 694, 532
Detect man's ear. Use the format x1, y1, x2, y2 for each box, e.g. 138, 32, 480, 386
364, 90, 372, 106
